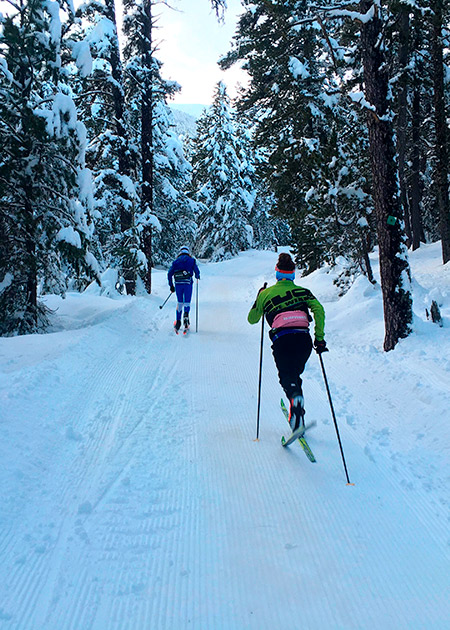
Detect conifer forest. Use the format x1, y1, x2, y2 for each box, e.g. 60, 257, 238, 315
1, 0, 450, 351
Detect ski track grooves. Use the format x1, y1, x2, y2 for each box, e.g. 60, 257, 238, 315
1, 269, 449, 630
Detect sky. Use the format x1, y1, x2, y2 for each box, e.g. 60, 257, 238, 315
0, 0, 248, 110
154, 0, 248, 106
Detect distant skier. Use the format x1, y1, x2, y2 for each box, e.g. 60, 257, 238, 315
168, 246, 200, 332
247, 252, 327, 432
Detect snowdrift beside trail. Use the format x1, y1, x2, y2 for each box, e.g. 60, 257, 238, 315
0, 242, 448, 630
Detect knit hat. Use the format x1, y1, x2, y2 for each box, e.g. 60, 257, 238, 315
178, 246, 190, 256
275, 252, 295, 281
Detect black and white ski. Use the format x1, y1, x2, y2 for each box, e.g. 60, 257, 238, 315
280, 398, 317, 462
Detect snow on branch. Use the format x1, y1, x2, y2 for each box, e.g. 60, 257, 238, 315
289, 57, 310, 80
348, 90, 376, 112
0, 57, 13, 82
309, 3, 376, 24
71, 40, 93, 77
327, 5, 375, 23
45, 0, 62, 45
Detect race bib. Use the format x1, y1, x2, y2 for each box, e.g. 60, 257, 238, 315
272, 310, 309, 329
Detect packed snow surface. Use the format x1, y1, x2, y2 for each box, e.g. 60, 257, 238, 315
0, 243, 449, 629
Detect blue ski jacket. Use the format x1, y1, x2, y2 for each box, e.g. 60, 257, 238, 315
168, 254, 200, 289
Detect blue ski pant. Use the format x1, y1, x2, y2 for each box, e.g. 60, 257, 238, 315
175, 283, 193, 319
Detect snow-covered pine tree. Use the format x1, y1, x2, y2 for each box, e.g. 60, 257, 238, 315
123, 0, 197, 273
225, 0, 413, 348
192, 82, 254, 261
0, 0, 98, 336
241, 134, 289, 251
233, 117, 285, 251
151, 100, 198, 265
116, 0, 156, 291
73, 0, 139, 295
221, 0, 366, 273
357, 0, 412, 349
429, 0, 450, 264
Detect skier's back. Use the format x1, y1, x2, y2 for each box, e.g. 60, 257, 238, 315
168, 246, 200, 332
248, 252, 327, 430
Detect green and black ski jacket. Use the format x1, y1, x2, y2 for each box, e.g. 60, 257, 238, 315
247, 279, 325, 341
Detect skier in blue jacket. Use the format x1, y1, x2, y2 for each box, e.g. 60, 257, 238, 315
168, 246, 200, 332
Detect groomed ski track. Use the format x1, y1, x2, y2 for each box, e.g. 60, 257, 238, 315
0, 250, 448, 630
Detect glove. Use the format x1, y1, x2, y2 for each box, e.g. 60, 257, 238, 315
314, 339, 328, 354
170, 286, 175, 293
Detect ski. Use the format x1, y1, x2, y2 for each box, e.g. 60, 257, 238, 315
280, 398, 316, 462
281, 425, 307, 447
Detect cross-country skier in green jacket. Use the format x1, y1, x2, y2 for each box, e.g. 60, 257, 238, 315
248, 252, 327, 432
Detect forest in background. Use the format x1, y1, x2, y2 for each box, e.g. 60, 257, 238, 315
1, 0, 449, 350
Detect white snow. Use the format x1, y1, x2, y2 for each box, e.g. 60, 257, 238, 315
0, 56, 13, 82
45, 0, 62, 45
56, 225, 82, 249
0, 243, 449, 629
0, 271, 13, 292
288, 56, 310, 80
77, 167, 94, 210
329, 5, 376, 24
349, 90, 377, 112
39, 93, 78, 138
71, 40, 93, 78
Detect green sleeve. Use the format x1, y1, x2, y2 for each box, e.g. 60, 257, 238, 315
247, 291, 266, 324
307, 297, 325, 341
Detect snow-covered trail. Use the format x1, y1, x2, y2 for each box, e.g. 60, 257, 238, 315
0, 250, 449, 629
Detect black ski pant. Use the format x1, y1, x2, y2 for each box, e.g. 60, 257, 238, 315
271, 331, 313, 401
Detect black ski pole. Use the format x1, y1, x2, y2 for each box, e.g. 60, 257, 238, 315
255, 283, 267, 440
318, 353, 354, 485
195, 278, 199, 332
159, 292, 173, 309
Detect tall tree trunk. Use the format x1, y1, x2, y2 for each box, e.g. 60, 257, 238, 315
22, 194, 38, 333
410, 76, 424, 251
360, 0, 413, 351
396, 7, 411, 246
408, 18, 425, 250
105, 0, 136, 295
141, 0, 153, 293
430, 0, 450, 264
361, 233, 375, 284
19, 55, 38, 332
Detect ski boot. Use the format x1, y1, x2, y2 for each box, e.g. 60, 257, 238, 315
289, 393, 305, 432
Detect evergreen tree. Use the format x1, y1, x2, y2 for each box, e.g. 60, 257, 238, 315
74, 0, 139, 294
429, 0, 450, 263
123, 1, 198, 272
248, 144, 290, 251
151, 100, 198, 265
0, 0, 97, 335
221, 0, 372, 272
192, 82, 254, 261
224, 0, 413, 348
358, 0, 413, 350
